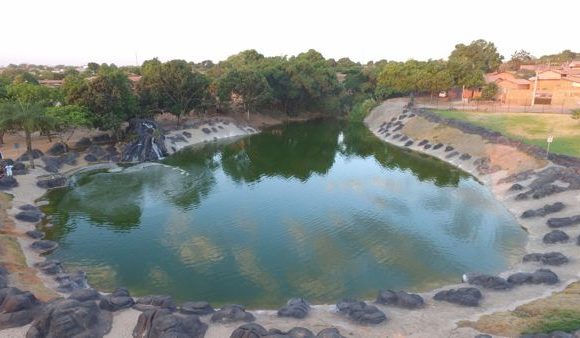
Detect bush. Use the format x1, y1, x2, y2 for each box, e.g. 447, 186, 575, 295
571, 109, 580, 120
348, 98, 377, 122
481, 83, 499, 101
523, 310, 580, 335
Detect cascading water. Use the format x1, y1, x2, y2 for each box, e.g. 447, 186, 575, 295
121, 119, 168, 162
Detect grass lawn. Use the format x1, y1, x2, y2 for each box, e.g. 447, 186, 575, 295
433, 110, 580, 158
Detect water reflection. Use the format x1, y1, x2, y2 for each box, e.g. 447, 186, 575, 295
41, 120, 526, 307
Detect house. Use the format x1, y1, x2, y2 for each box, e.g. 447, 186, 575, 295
530, 70, 580, 105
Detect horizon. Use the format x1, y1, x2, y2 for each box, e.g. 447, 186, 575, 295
2, 0, 579, 67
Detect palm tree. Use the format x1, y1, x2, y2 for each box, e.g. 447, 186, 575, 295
0, 102, 56, 169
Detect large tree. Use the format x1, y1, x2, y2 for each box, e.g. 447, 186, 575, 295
137, 59, 210, 125
217, 68, 272, 120
449, 39, 504, 74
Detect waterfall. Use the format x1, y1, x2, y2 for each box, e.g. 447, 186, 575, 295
151, 138, 163, 160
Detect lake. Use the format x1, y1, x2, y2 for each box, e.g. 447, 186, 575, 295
40, 120, 526, 308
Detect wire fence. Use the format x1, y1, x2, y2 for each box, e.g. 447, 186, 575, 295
416, 97, 578, 114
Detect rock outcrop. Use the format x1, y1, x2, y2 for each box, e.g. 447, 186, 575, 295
277, 298, 310, 319
121, 119, 168, 162
133, 309, 207, 338
336, 299, 386, 324
211, 304, 255, 323
433, 287, 482, 307
375, 290, 424, 309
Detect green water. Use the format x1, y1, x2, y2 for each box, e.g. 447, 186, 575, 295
41, 120, 526, 308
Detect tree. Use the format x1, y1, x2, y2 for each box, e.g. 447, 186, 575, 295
506, 50, 534, 71
137, 59, 210, 125
449, 39, 504, 73
45, 105, 91, 145
69, 69, 137, 132
0, 102, 55, 168
481, 83, 499, 101
217, 68, 272, 120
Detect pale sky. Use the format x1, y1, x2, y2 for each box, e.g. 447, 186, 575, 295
2, 0, 578, 66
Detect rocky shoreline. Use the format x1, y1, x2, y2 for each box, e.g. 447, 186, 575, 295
0, 104, 579, 337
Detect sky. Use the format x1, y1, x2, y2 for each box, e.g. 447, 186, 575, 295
2, 0, 579, 66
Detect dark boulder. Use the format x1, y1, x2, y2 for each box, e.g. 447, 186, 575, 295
69, 288, 101, 302
547, 215, 580, 228
510, 183, 525, 191
424, 144, 432, 150
404, 141, 414, 147
444, 145, 454, 152
0, 287, 42, 329
30, 240, 58, 254
336, 299, 386, 325
462, 273, 512, 290
523, 252, 568, 266
433, 143, 444, 150
211, 304, 255, 323
84, 154, 98, 162
26, 298, 112, 338
19, 204, 39, 211
459, 153, 472, 160
99, 288, 135, 312
133, 309, 207, 338
507, 269, 559, 285
400, 135, 409, 142
474, 335, 492, 338
91, 134, 112, 145
179, 301, 215, 316
231, 323, 268, 338
375, 290, 424, 309
522, 202, 565, 218
316, 328, 346, 338
72, 137, 92, 150
267, 327, 315, 337
0, 176, 18, 190
15, 210, 42, 223
418, 140, 428, 146
55, 271, 88, 292
446, 151, 459, 159
183, 131, 192, 138
34, 260, 62, 275
202, 128, 211, 134
12, 161, 27, 175
121, 119, 168, 162
36, 177, 66, 189
46, 143, 67, 156
277, 298, 310, 319
543, 230, 570, 244
17, 149, 44, 162
433, 287, 482, 307
134, 295, 176, 312
25, 230, 45, 239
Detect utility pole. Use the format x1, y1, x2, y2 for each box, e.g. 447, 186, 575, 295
531, 70, 538, 107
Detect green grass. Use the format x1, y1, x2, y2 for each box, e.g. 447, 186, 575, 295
433, 110, 580, 158
523, 310, 580, 335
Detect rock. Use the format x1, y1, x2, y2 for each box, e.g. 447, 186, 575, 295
459, 153, 472, 160
316, 328, 346, 338
521, 202, 565, 218
72, 137, 92, 150
133, 309, 207, 338
375, 290, 424, 309
267, 327, 315, 337
46, 143, 67, 156
211, 304, 255, 323
424, 144, 432, 149
183, 131, 192, 138
547, 215, 580, 228
36, 177, 66, 189
433, 287, 482, 307
510, 183, 525, 191
180, 301, 215, 316
523, 252, 568, 266
444, 145, 454, 152
392, 134, 401, 140
277, 298, 310, 319
433, 143, 444, 150
474, 335, 492, 338
446, 151, 459, 159
15, 210, 42, 223
0, 176, 18, 190
30, 240, 58, 254
202, 128, 211, 134
12, 161, 26, 175
92, 134, 112, 145
34, 260, 62, 275
134, 295, 176, 312
507, 269, 559, 285
19, 204, 38, 211
84, 154, 98, 162
99, 288, 135, 312
69, 288, 101, 302
0, 287, 42, 329
543, 230, 570, 244
121, 119, 168, 162
211, 127, 218, 133
25, 230, 44, 239
230, 323, 268, 338
17, 149, 43, 162
336, 299, 386, 325
418, 140, 428, 146
462, 273, 512, 290
26, 298, 112, 338
404, 141, 414, 147
400, 135, 409, 142
55, 271, 88, 292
